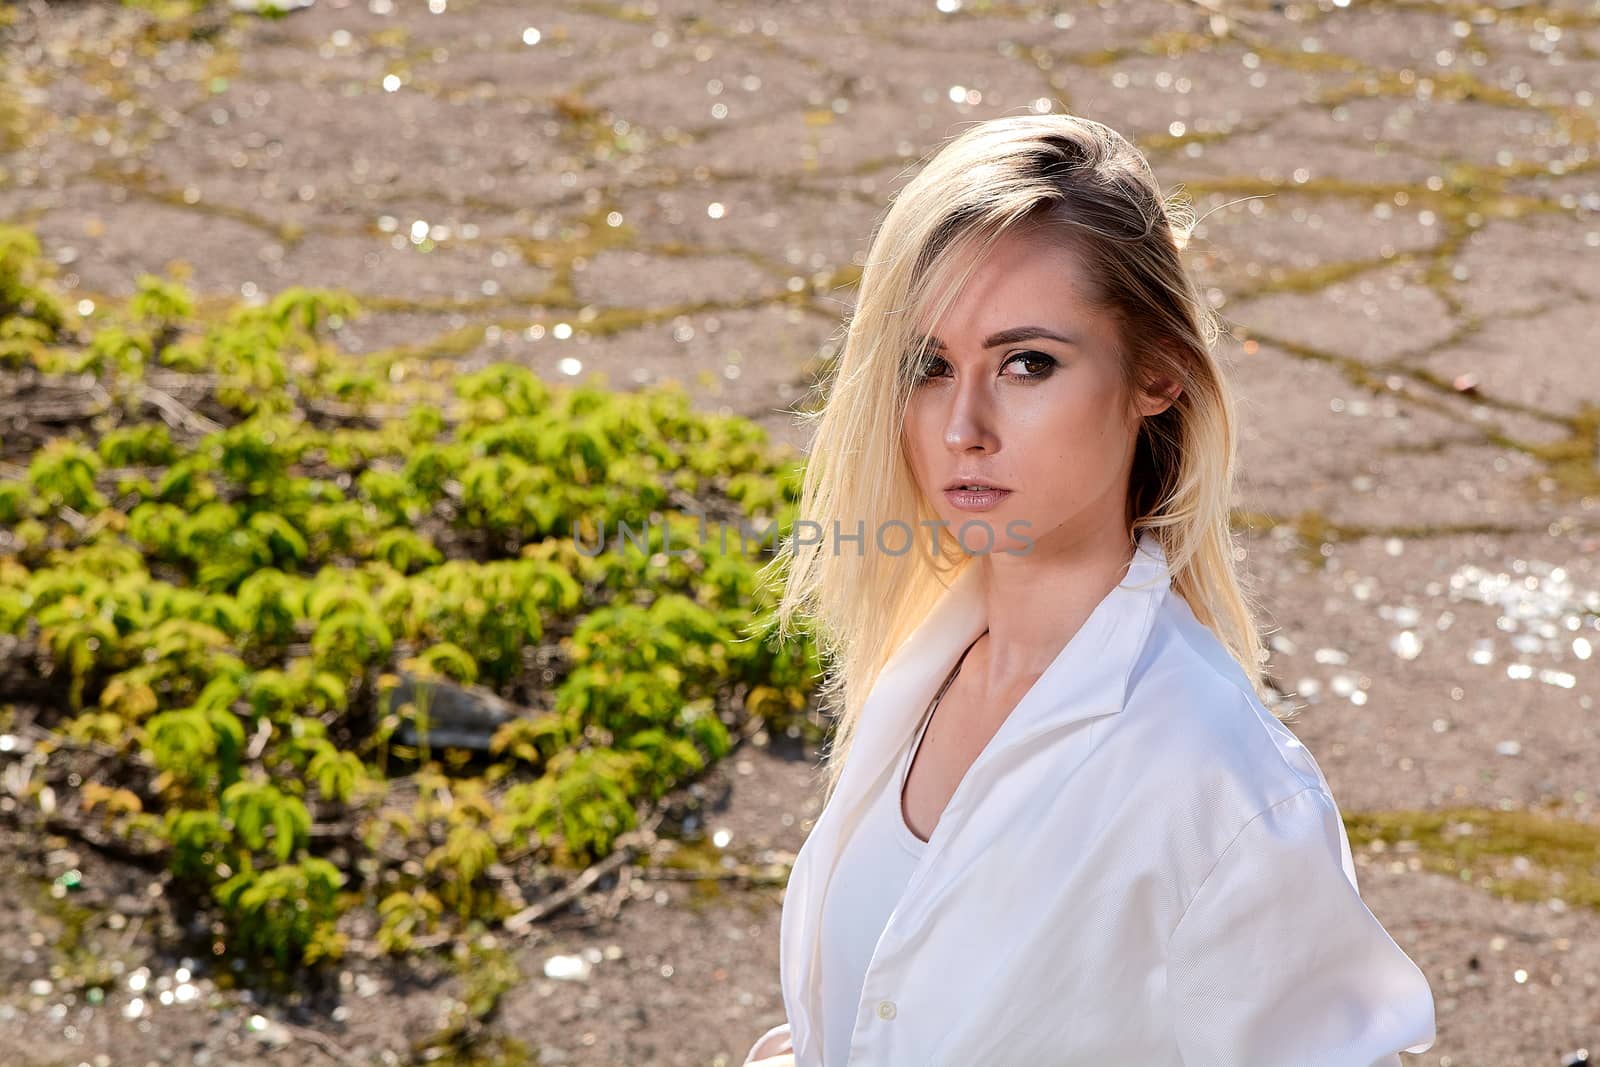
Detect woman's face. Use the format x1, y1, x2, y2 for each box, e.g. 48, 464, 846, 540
902, 227, 1174, 560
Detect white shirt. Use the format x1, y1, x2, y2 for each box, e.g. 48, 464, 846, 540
772, 531, 1437, 1067
815, 635, 975, 1067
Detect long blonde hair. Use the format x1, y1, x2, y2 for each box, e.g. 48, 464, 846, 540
763, 112, 1270, 804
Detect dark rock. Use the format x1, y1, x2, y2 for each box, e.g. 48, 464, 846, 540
382, 673, 525, 752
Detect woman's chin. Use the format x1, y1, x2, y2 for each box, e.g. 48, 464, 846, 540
935, 513, 1034, 557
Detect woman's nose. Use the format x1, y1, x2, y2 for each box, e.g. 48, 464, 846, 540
944, 378, 999, 453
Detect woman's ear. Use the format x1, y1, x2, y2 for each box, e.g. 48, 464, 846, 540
1136, 376, 1182, 418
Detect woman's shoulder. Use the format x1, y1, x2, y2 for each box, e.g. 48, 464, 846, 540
1098, 589, 1336, 840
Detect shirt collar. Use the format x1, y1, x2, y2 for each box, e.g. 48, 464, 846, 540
837, 529, 1173, 804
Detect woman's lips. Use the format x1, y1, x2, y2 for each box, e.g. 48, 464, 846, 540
944, 487, 1012, 511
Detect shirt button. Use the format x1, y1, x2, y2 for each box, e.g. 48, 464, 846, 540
877, 1000, 897, 1020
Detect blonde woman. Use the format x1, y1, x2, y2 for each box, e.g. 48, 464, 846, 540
741, 113, 1436, 1067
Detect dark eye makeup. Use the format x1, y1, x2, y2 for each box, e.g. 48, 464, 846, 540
913, 350, 1058, 383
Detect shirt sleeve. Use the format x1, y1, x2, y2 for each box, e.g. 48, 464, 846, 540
1167, 786, 1437, 1067
742, 1021, 793, 1065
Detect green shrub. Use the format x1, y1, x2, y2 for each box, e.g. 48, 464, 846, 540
0, 221, 821, 978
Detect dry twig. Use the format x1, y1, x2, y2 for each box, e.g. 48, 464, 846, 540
502, 809, 666, 933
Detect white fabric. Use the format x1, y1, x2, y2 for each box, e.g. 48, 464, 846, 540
776, 531, 1437, 1066
741, 1021, 793, 1066
816, 670, 941, 1067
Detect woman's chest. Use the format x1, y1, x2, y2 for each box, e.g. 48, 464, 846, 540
828, 775, 1188, 1066
899, 676, 1035, 844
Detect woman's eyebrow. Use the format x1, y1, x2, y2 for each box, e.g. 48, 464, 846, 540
923, 325, 1079, 350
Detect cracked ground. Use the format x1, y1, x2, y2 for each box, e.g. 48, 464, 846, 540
2, 0, 1599, 1064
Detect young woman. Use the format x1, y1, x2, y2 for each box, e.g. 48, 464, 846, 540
740, 113, 1436, 1067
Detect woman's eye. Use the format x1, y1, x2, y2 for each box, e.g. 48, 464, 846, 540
913, 350, 1057, 382
1005, 351, 1057, 378
914, 352, 950, 380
